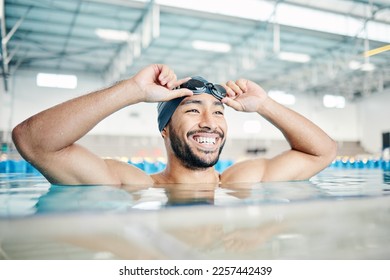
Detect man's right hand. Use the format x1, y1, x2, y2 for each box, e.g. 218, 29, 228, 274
130, 64, 193, 103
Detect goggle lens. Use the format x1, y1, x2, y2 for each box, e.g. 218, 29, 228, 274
212, 84, 226, 100
179, 78, 226, 100
183, 79, 205, 90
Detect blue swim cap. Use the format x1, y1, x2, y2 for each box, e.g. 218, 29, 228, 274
157, 76, 223, 132
157, 97, 185, 132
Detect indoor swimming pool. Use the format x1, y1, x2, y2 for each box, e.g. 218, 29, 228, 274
0, 167, 389, 259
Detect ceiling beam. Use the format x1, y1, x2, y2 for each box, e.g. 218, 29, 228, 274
56, 0, 82, 69
1, 2, 31, 92
0, 0, 9, 91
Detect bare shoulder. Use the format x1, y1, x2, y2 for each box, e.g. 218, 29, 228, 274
220, 158, 267, 184
105, 159, 154, 185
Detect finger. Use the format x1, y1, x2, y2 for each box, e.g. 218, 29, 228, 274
221, 84, 236, 98
168, 76, 191, 90
162, 69, 175, 86
176, 77, 191, 86
166, 74, 177, 89
235, 78, 248, 92
166, 88, 193, 100
158, 65, 173, 85
226, 80, 244, 96
221, 97, 243, 111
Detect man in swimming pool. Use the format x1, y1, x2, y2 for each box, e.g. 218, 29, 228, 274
12, 64, 337, 185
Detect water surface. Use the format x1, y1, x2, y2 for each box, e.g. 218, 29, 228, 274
0, 168, 389, 259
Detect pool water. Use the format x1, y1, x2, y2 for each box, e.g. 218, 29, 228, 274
0, 168, 389, 259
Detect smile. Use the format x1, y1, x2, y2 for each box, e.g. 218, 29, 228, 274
193, 136, 216, 145
189, 132, 223, 151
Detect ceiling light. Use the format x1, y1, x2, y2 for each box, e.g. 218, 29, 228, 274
278, 52, 311, 63
192, 40, 231, 53
95, 28, 135, 42
36, 73, 77, 89
348, 60, 361, 70
156, 0, 273, 21
348, 61, 375, 71
268, 90, 296, 105
323, 94, 345, 108
360, 63, 375, 72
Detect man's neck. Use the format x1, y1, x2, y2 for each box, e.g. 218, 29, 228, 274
152, 161, 220, 184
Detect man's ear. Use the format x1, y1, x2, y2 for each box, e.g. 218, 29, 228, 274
161, 127, 168, 138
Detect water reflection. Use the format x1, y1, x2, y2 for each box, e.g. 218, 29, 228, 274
1, 169, 390, 217
34, 180, 323, 214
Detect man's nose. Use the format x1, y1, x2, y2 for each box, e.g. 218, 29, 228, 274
198, 112, 217, 130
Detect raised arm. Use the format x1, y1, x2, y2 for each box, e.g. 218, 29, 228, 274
220, 79, 337, 183
12, 64, 192, 185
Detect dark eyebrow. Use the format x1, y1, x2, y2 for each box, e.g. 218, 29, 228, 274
181, 99, 202, 106
180, 99, 225, 108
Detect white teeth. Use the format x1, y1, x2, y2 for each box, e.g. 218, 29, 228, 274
194, 137, 216, 144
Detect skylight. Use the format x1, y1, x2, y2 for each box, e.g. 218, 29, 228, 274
192, 40, 232, 53
278, 52, 311, 63
133, 0, 390, 43
95, 28, 137, 42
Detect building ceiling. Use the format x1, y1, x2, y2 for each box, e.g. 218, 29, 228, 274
1, 0, 390, 102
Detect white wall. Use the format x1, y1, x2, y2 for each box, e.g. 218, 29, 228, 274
2, 70, 165, 137
224, 92, 359, 141
357, 89, 390, 154
1, 70, 104, 135
2, 69, 362, 144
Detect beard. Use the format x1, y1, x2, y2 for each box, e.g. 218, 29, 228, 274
168, 126, 225, 170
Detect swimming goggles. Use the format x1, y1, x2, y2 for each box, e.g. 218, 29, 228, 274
177, 76, 227, 101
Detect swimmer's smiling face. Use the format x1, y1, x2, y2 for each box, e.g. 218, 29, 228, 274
165, 94, 227, 169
